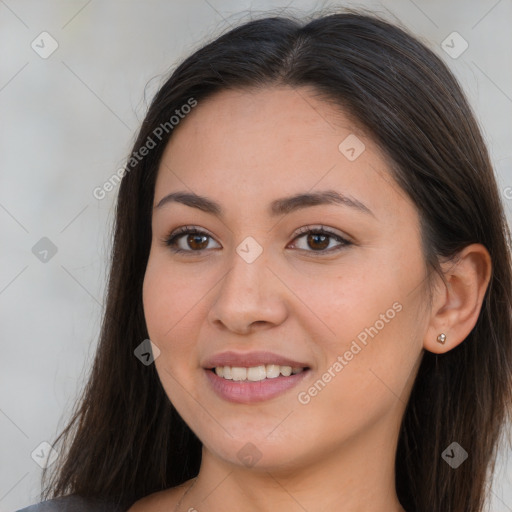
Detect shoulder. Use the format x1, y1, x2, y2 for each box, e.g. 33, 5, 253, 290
126, 479, 193, 511
15, 495, 123, 512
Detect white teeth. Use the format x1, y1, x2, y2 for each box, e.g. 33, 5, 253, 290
280, 365, 292, 377
247, 365, 267, 381
231, 367, 247, 381
213, 365, 305, 381
265, 364, 280, 379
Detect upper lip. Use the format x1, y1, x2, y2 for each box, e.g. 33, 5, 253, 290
202, 351, 310, 369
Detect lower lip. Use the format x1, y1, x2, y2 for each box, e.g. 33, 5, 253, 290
204, 369, 310, 404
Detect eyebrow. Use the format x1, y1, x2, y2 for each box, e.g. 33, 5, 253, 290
154, 189, 374, 217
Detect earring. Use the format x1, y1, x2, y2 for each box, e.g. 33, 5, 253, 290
437, 333, 447, 344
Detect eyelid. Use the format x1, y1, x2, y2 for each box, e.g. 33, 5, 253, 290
161, 225, 220, 253
288, 225, 352, 254
292, 224, 351, 242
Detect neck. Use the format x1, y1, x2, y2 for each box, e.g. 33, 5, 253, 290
178, 421, 406, 512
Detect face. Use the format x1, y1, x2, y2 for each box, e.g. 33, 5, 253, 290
143, 86, 429, 472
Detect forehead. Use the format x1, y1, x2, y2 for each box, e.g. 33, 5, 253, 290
154, 86, 415, 223
161, 86, 355, 170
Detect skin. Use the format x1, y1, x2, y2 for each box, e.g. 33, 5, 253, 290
129, 86, 491, 512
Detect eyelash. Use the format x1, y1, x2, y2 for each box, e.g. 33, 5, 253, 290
162, 225, 352, 256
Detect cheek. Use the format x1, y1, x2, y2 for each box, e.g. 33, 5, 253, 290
142, 253, 211, 379
297, 249, 425, 400
142, 254, 196, 345
142, 256, 200, 405
284, 259, 402, 349
295, 307, 421, 442
142, 261, 170, 344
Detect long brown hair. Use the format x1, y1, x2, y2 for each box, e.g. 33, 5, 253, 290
42, 10, 512, 512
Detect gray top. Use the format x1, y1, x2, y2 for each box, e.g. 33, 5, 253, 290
15, 495, 123, 512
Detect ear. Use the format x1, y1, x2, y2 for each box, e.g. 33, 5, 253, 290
424, 243, 492, 354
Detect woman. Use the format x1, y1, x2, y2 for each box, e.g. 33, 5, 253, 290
19, 9, 512, 512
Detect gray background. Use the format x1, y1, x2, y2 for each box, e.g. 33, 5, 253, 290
1, 0, 511, 511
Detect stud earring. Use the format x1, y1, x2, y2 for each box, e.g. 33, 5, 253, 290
437, 333, 447, 344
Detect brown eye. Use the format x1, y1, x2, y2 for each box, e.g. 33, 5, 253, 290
164, 225, 351, 256
186, 233, 209, 251
291, 226, 352, 254
305, 233, 330, 251
163, 227, 220, 253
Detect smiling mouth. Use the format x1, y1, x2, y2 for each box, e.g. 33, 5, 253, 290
204, 364, 311, 403
209, 365, 309, 381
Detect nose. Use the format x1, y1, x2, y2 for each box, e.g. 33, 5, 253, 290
207, 244, 288, 335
